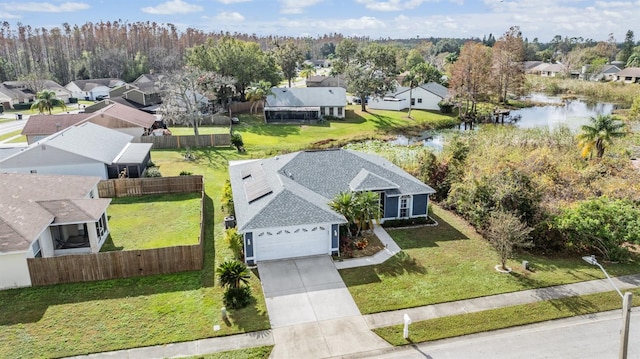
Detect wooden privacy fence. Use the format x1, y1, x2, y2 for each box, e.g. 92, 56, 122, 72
27, 176, 206, 286
229, 101, 256, 114
98, 175, 203, 198
132, 133, 231, 149
27, 244, 203, 286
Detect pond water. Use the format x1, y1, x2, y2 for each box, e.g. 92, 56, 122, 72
391, 94, 616, 149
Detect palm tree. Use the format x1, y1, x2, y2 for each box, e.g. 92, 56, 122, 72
299, 63, 316, 79
577, 114, 626, 159
329, 191, 355, 237
245, 80, 273, 115
30, 90, 67, 114
353, 191, 381, 236
216, 260, 250, 289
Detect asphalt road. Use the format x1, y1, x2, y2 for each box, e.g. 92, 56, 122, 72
358, 309, 640, 359
0, 116, 27, 137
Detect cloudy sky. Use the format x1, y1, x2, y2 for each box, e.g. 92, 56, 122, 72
0, 0, 638, 42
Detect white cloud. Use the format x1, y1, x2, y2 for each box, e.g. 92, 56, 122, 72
279, 0, 323, 14
216, 11, 245, 21
218, 0, 252, 3
0, 10, 20, 18
355, 0, 431, 12
141, 0, 202, 15
2, 2, 90, 13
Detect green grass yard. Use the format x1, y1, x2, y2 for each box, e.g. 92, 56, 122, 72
182, 346, 273, 359
101, 193, 202, 251
340, 205, 640, 314
0, 129, 22, 142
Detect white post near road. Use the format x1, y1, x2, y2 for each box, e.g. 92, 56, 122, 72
403, 313, 412, 340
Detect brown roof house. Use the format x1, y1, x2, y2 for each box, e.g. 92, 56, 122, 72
0, 173, 111, 289
22, 102, 158, 144
616, 67, 640, 83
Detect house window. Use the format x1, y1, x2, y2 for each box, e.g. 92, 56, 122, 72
96, 213, 107, 238
329, 107, 334, 116
337, 107, 343, 116
30, 170, 37, 174
411, 98, 415, 106
417, 98, 423, 104
399, 195, 410, 218
32, 239, 42, 258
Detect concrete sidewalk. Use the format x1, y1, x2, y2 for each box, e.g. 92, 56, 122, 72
334, 225, 401, 269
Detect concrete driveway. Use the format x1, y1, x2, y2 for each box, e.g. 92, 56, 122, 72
258, 255, 361, 328
258, 256, 391, 358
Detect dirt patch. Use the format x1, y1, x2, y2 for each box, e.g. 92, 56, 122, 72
345, 232, 386, 259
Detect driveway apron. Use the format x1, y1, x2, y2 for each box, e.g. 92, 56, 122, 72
258, 255, 390, 358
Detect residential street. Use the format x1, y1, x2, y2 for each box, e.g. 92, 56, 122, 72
350, 309, 640, 359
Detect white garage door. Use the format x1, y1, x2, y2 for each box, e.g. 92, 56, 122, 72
254, 225, 330, 262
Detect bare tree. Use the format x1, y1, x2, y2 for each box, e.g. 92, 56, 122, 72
486, 210, 533, 271
157, 67, 234, 147
492, 26, 525, 104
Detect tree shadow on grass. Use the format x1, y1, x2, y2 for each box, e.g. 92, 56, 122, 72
193, 147, 234, 169
227, 295, 271, 334
340, 265, 382, 286
238, 122, 301, 137
375, 251, 427, 277
343, 109, 367, 124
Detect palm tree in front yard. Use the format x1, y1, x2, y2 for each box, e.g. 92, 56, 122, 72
30, 90, 67, 114
577, 114, 626, 159
216, 260, 250, 289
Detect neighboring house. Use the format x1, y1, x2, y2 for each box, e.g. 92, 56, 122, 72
229, 149, 435, 264
584, 64, 621, 81
305, 75, 346, 89
2, 122, 153, 179
264, 87, 347, 123
0, 80, 71, 109
529, 63, 567, 77
368, 82, 450, 111
616, 67, 640, 83
65, 78, 125, 100
303, 59, 333, 68
21, 102, 159, 143
0, 173, 111, 289
524, 61, 544, 74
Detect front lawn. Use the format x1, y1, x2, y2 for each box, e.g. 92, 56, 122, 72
340, 205, 640, 314
0, 148, 270, 359
183, 346, 273, 359
101, 193, 202, 251
0, 129, 22, 142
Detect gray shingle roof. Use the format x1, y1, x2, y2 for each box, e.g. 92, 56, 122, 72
265, 87, 346, 108
229, 149, 435, 232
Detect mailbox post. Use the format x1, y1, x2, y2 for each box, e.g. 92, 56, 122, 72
403, 313, 412, 339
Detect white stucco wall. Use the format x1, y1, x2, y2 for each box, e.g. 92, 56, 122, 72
0, 252, 31, 289
368, 97, 408, 111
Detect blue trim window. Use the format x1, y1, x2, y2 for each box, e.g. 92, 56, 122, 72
400, 195, 410, 217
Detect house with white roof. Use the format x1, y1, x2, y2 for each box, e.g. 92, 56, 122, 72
66, 78, 125, 100
0, 173, 111, 289
229, 149, 435, 264
0, 122, 153, 179
264, 87, 347, 123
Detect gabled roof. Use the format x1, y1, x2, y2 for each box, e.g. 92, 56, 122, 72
3, 122, 134, 166
265, 87, 346, 108
68, 78, 124, 91
21, 113, 92, 136
0, 173, 108, 253
21, 102, 157, 136
229, 149, 435, 231
616, 67, 640, 77
421, 82, 449, 99
599, 64, 621, 74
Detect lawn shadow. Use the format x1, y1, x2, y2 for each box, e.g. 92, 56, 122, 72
375, 251, 427, 277
109, 192, 201, 205
192, 147, 233, 169
339, 265, 382, 286
228, 296, 271, 334
343, 109, 367, 124
98, 234, 124, 252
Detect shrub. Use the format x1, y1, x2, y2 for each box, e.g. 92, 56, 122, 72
147, 160, 156, 167
230, 133, 245, 152
339, 237, 354, 258
354, 238, 368, 250
221, 179, 235, 216
145, 167, 162, 177
225, 228, 244, 260
438, 100, 454, 114
223, 287, 253, 309
179, 171, 192, 176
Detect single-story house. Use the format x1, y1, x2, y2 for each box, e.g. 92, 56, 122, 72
0, 80, 71, 109
21, 102, 159, 143
584, 64, 621, 82
65, 78, 125, 101
616, 67, 640, 83
264, 87, 347, 123
229, 149, 436, 264
305, 75, 346, 89
529, 63, 567, 77
368, 82, 450, 111
0, 173, 111, 289
1, 122, 153, 179
524, 61, 544, 74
